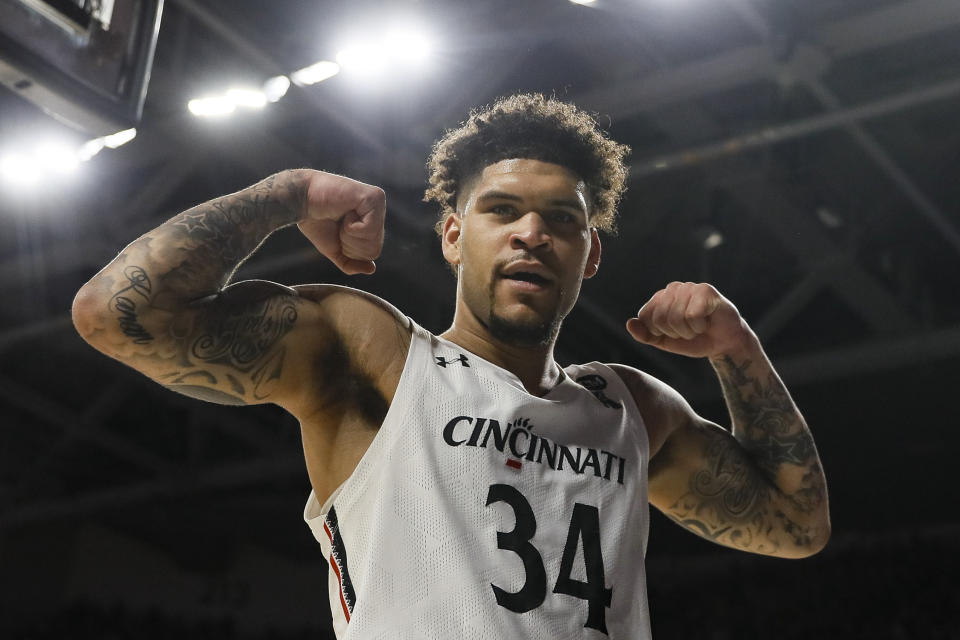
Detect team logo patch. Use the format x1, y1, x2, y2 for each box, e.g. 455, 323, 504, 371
436, 353, 470, 368
576, 375, 622, 410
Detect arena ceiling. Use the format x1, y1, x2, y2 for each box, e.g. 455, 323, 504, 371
1, 0, 959, 573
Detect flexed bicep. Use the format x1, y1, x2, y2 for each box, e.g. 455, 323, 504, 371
78, 276, 331, 408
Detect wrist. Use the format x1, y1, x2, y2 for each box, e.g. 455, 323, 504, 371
273, 168, 313, 223
707, 319, 761, 363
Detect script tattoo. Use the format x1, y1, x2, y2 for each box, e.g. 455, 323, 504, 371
159, 296, 298, 404
666, 426, 775, 552
109, 266, 154, 343
191, 297, 297, 368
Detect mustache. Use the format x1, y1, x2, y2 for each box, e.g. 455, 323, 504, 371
494, 252, 550, 275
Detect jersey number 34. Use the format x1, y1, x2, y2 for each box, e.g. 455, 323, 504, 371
486, 483, 613, 635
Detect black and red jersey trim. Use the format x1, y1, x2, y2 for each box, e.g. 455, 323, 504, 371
323, 506, 356, 621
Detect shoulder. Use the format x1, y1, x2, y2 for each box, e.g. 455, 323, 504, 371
291, 283, 412, 368
292, 283, 410, 331
605, 363, 697, 458
272, 283, 412, 417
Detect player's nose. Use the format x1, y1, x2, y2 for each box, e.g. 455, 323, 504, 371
509, 212, 552, 251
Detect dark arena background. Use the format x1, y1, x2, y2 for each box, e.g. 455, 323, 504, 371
2, 0, 960, 638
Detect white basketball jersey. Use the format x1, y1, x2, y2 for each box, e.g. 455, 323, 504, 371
304, 320, 651, 639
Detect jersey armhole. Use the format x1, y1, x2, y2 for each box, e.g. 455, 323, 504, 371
597, 363, 651, 463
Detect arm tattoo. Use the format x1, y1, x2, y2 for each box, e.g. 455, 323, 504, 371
159, 173, 304, 298
664, 426, 818, 553
161, 295, 298, 404
712, 355, 825, 513
90, 172, 308, 405
109, 266, 155, 343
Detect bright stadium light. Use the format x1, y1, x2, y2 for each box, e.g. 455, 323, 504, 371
0, 152, 41, 187
78, 137, 106, 161
263, 75, 291, 101
189, 95, 237, 117
103, 128, 137, 149
290, 61, 340, 86
568, 0, 595, 5
335, 43, 387, 74
384, 26, 432, 65
335, 22, 434, 76
35, 142, 80, 174
226, 87, 267, 109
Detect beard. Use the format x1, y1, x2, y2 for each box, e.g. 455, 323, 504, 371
487, 309, 560, 347
485, 274, 565, 347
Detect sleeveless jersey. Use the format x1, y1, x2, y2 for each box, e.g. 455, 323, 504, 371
304, 319, 651, 639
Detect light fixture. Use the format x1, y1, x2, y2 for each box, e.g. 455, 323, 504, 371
263, 75, 291, 102
188, 95, 236, 117
335, 44, 387, 74
35, 142, 80, 174
78, 138, 106, 161
290, 61, 340, 86
103, 128, 137, 149
335, 23, 434, 76
226, 88, 267, 109
0, 153, 40, 186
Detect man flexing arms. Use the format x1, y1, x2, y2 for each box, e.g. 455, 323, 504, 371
73, 94, 829, 638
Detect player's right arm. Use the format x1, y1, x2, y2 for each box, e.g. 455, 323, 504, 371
70, 168, 401, 418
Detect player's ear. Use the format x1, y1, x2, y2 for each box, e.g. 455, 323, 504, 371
441, 212, 462, 267
583, 228, 601, 279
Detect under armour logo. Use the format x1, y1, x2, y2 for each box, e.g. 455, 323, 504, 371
576, 374, 622, 410
436, 354, 470, 368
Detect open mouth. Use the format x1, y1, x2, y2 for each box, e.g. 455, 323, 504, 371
503, 272, 550, 286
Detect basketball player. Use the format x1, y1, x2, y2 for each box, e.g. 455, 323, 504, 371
72, 94, 829, 638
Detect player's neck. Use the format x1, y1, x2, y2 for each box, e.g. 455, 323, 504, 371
440, 320, 562, 397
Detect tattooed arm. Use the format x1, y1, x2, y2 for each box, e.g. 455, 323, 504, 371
71, 169, 403, 414
617, 282, 830, 558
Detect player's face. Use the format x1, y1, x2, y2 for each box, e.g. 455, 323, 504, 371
442, 159, 601, 347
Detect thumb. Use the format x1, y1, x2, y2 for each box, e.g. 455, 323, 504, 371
626, 318, 660, 345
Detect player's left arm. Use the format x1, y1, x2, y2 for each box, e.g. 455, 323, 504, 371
621, 281, 830, 559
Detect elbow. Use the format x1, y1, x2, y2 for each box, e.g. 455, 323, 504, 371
790, 513, 832, 559
72, 282, 110, 346
72, 284, 98, 337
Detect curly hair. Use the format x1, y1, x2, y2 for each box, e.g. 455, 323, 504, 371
424, 93, 630, 235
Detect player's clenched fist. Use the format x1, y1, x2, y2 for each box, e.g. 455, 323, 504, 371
296, 170, 386, 275
626, 282, 752, 359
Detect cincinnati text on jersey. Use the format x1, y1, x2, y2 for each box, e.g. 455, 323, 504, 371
441, 415, 628, 484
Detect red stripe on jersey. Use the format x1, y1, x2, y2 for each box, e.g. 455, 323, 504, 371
506, 458, 522, 470
324, 521, 352, 623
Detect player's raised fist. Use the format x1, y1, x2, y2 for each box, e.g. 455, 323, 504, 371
626, 282, 752, 359
296, 170, 386, 275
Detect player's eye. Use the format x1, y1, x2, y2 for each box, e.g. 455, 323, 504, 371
490, 204, 517, 216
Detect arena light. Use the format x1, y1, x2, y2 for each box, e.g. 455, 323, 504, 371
263, 75, 291, 101
335, 43, 387, 75
568, 0, 596, 5
0, 152, 40, 187
335, 24, 433, 76
188, 95, 237, 117
78, 138, 106, 161
384, 26, 432, 65
290, 61, 340, 86
35, 142, 80, 174
102, 128, 137, 149
226, 88, 267, 109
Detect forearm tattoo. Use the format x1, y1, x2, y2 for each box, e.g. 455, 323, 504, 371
713, 355, 825, 514
161, 173, 304, 297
